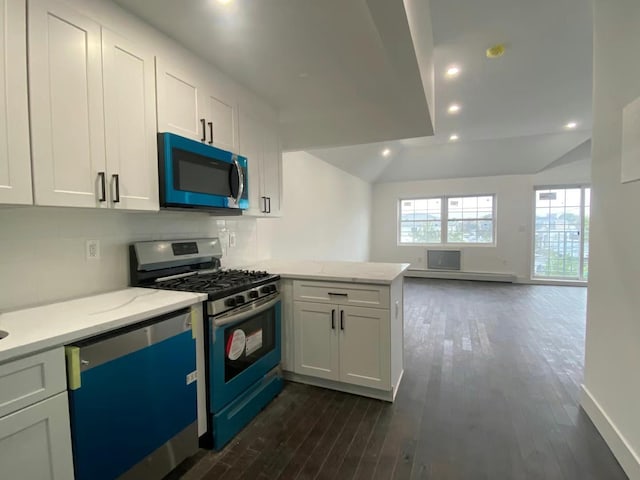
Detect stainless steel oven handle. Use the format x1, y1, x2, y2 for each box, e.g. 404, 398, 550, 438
232, 155, 244, 205
213, 294, 279, 328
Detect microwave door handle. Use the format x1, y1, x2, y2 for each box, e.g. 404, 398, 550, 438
232, 156, 244, 204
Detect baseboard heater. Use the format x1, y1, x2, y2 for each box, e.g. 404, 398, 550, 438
406, 269, 517, 283
427, 249, 461, 270
410, 249, 516, 283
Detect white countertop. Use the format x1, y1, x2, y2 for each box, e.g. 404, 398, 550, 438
0, 288, 207, 364
244, 259, 410, 284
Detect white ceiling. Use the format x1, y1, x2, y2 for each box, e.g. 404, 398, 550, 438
113, 0, 434, 150
114, 0, 593, 183
310, 0, 594, 182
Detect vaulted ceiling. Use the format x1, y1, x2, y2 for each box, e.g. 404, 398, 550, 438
311, 0, 593, 182
114, 0, 435, 151
114, 0, 593, 183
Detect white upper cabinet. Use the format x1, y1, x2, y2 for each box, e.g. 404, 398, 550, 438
261, 120, 282, 216
28, 0, 159, 211
239, 108, 265, 217
0, 0, 32, 205
202, 86, 238, 152
157, 56, 239, 152
238, 105, 282, 217
102, 29, 158, 211
29, 0, 107, 208
156, 58, 203, 142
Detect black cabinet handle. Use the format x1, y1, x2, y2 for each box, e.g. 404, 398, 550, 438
208, 122, 213, 145
266, 196, 271, 214
200, 118, 206, 142
340, 310, 344, 330
261, 196, 267, 213
112, 174, 120, 203
331, 309, 335, 330
98, 172, 106, 202
328, 292, 348, 296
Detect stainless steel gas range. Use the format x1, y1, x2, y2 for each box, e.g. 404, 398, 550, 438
129, 238, 283, 450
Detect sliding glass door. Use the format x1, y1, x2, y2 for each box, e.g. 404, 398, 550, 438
533, 186, 591, 280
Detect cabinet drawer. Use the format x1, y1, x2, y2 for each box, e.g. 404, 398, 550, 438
0, 348, 66, 418
293, 280, 389, 309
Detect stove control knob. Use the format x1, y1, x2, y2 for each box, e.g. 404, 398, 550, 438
235, 295, 245, 304
259, 286, 270, 294
248, 291, 259, 299
224, 298, 236, 307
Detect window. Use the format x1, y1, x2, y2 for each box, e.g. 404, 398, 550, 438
399, 195, 495, 245
533, 186, 590, 280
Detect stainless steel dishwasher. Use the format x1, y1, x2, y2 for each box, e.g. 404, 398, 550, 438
65, 308, 198, 480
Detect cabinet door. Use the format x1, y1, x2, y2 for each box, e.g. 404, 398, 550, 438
0, 392, 75, 480
339, 306, 390, 390
156, 57, 204, 142
238, 107, 265, 216
293, 301, 340, 381
102, 29, 158, 211
261, 121, 282, 217
203, 87, 237, 152
0, 0, 32, 205
29, 0, 107, 208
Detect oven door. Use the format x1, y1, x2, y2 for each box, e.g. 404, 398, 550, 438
208, 295, 281, 412
158, 132, 248, 210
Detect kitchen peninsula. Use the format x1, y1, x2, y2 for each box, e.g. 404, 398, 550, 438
246, 260, 409, 402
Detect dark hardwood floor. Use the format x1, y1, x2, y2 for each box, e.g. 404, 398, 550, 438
175, 279, 627, 480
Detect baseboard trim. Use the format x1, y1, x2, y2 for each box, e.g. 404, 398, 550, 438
581, 384, 640, 479
405, 269, 516, 283
392, 369, 404, 402
283, 371, 395, 402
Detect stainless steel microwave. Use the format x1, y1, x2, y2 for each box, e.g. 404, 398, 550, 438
158, 133, 248, 213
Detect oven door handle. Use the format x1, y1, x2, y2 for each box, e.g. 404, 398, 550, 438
212, 295, 280, 328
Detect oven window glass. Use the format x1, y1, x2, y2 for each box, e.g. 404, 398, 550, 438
223, 306, 276, 382
173, 148, 232, 196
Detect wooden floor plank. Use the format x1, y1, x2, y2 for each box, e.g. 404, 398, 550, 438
176, 279, 627, 480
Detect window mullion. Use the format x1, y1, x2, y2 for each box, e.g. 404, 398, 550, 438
442, 196, 447, 244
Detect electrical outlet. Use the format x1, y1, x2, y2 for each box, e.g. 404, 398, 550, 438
229, 232, 236, 248
86, 239, 100, 260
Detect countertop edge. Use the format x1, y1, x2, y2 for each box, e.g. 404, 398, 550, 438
274, 272, 408, 285
0, 292, 207, 364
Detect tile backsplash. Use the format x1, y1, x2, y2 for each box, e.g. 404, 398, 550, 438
0, 206, 271, 311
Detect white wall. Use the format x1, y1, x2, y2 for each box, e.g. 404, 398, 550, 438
259, 151, 372, 262
371, 162, 591, 282
582, 1, 640, 477
0, 207, 269, 311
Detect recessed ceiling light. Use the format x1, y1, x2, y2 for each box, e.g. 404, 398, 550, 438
217, 0, 233, 4
382, 148, 391, 157
448, 103, 461, 114
446, 66, 460, 77
449, 134, 459, 141
565, 121, 578, 129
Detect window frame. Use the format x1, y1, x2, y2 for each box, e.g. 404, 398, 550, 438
531, 184, 591, 281
397, 193, 497, 247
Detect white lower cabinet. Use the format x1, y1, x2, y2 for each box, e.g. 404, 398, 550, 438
294, 301, 340, 381
0, 347, 73, 480
289, 278, 404, 401
0, 392, 74, 480
293, 301, 391, 391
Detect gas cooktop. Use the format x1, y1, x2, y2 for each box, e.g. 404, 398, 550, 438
149, 269, 279, 300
